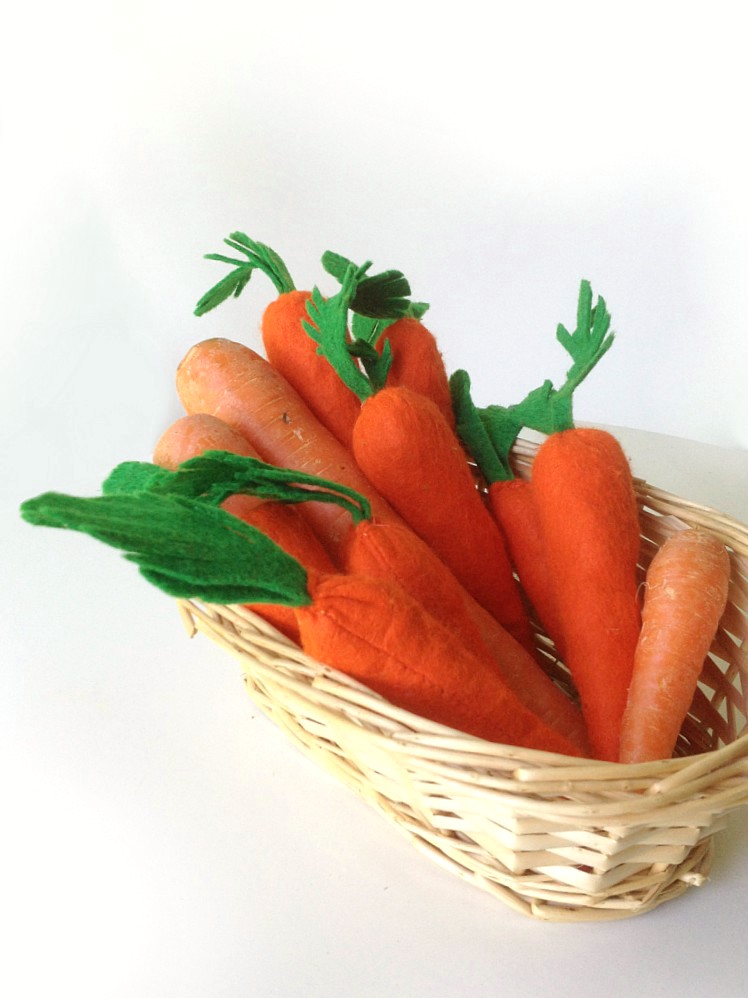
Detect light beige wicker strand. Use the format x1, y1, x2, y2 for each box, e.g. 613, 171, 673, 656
176, 444, 748, 922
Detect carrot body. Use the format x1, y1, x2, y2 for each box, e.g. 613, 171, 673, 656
351, 384, 535, 653
619, 528, 730, 763
153, 412, 336, 640
487, 478, 566, 658
377, 317, 455, 429
344, 519, 589, 752
530, 428, 642, 761
296, 572, 584, 756
153, 412, 257, 469
262, 290, 361, 449
175, 338, 404, 561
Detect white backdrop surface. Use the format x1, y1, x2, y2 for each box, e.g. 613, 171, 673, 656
3, 3, 748, 996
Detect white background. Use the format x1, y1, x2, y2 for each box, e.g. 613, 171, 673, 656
3, 2, 748, 996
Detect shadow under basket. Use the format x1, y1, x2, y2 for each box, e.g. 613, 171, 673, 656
176, 437, 748, 922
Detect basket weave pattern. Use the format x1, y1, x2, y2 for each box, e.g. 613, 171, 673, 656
177, 438, 748, 921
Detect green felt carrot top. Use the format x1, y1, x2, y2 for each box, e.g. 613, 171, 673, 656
194, 229, 424, 326
20, 453, 374, 607
449, 280, 614, 483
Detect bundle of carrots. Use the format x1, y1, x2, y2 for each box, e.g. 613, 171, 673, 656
20, 232, 732, 764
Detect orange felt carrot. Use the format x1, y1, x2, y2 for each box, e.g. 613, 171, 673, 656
619, 528, 730, 764
152, 413, 337, 640
375, 315, 455, 429
297, 572, 584, 756
484, 478, 565, 656
21, 484, 582, 757
175, 337, 405, 561
344, 519, 589, 752
194, 234, 414, 450
153, 443, 587, 751
531, 427, 642, 761
351, 385, 536, 654
451, 282, 624, 695
300, 266, 536, 654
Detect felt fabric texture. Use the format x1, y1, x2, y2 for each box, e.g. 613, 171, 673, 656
351, 385, 536, 654
376, 317, 455, 429
343, 518, 589, 753
343, 519, 491, 650
488, 478, 566, 658
236, 499, 337, 642
531, 428, 642, 761
296, 573, 584, 756
262, 290, 362, 449
20, 491, 312, 607
176, 339, 404, 560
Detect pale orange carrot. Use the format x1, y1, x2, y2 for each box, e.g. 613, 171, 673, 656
153, 412, 337, 640
175, 338, 405, 560
619, 528, 730, 763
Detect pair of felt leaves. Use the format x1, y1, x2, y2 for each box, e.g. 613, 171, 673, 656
20, 453, 372, 606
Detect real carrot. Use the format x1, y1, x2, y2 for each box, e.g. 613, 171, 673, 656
619, 528, 730, 764
175, 336, 405, 560
374, 315, 455, 429
151, 413, 337, 640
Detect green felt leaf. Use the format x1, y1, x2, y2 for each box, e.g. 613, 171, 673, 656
450, 281, 615, 482
194, 230, 295, 316
194, 266, 254, 316
303, 268, 374, 402
352, 269, 412, 319
449, 370, 514, 483
322, 249, 413, 319
554, 279, 614, 398
20, 491, 311, 606
350, 312, 393, 345
347, 339, 393, 394
405, 300, 430, 320
102, 462, 174, 495
103, 451, 372, 524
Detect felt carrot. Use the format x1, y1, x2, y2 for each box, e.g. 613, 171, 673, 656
344, 519, 590, 752
375, 315, 455, 430
449, 281, 615, 656
452, 281, 639, 761
20, 485, 583, 756
195, 233, 413, 449
117, 445, 587, 749
302, 265, 536, 654
150, 413, 337, 640
619, 528, 730, 764
531, 427, 642, 762
175, 336, 405, 560
319, 251, 455, 425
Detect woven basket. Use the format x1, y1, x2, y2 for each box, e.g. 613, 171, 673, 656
176, 436, 748, 922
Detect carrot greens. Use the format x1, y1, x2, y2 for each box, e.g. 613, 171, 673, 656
450, 279, 614, 483
103, 450, 372, 524
195, 231, 296, 315
20, 490, 311, 606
